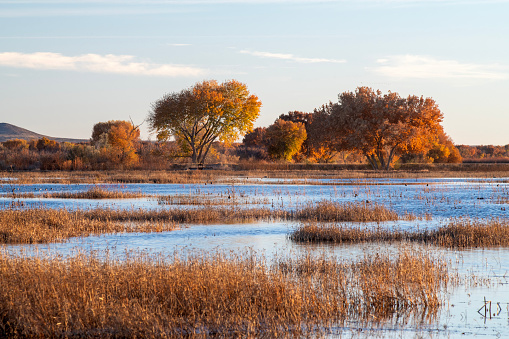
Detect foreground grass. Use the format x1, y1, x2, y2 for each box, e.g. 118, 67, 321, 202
0, 249, 447, 337
0, 201, 399, 244
290, 219, 509, 248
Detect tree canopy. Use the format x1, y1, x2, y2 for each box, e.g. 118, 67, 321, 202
317, 87, 444, 170
149, 80, 262, 164
265, 119, 307, 161
91, 120, 140, 166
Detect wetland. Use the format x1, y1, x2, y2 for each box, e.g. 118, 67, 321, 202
1, 171, 509, 337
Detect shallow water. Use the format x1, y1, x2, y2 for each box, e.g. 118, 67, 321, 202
2, 177, 509, 337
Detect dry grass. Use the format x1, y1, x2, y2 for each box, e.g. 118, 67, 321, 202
3, 166, 509, 185
296, 201, 399, 222
10, 186, 147, 199
412, 219, 509, 248
0, 209, 176, 244
0, 200, 402, 244
0, 249, 447, 337
291, 219, 509, 248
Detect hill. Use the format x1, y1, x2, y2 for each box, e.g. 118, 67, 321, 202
0, 123, 87, 143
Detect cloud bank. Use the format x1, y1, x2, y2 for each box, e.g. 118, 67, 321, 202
0, 52, 204, 77
373, 55, 506, 80
240, 50, 346, 64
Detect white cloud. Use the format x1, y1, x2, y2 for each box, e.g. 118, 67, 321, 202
240, 50, 346, 64
0, 52, 205, 77
372, 55, 507, 80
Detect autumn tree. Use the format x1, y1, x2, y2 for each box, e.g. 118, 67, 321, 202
36, 137, 60, 152
322, 87, 443, 170
264, 119, 307, 161
2, 139, 29, 150
149, 80, 262, 164
242, 127, 267, 148
427, 130, 462, 163
91, 120, 140, 166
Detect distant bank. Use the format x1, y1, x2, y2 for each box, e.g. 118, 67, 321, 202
0, 123, 88, 143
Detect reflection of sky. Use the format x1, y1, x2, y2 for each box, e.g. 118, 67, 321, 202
2, 178, 509, 336
2, 178, 509, 219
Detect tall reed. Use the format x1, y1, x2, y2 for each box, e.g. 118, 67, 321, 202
296, 201, 398, 222
0, 249, 447, 337
0, 209, 175, 244
291, 219, 509, 248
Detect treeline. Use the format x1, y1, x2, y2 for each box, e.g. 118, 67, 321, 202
4, 82, 504, 171
457, 145, 509, 162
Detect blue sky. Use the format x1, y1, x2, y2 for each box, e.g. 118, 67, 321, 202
1, 0, 508, 145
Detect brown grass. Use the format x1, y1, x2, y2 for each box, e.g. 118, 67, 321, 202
0, 209, 175, 244
412, 219, 509, 248
0, 249, 447, 337
296, 201, 399, 222
11, 186, 147, 199
291, 219, 509, 248
3, 166, 509, 185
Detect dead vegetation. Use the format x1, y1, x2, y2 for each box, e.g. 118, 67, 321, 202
0, 249, 447, 337
0, 208, 176, 244
0, 201, 400, 244
291, 218, 509, 248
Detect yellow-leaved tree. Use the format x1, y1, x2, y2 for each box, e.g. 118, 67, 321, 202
149, 80, 262, 164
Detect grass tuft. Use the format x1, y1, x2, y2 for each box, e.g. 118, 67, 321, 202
291, 219, 509, 248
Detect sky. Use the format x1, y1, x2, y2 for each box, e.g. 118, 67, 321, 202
1, 0, 508, 145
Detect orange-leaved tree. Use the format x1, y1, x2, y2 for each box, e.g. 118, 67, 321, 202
323, 87, 443, 170
91, 120, 140, 166
149, 80, 261, 164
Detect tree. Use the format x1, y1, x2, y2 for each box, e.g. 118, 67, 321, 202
149, 80, 262, 164
91, 120, 140, 166
427, 130, 462, 163
265, 119, 307, 161
323, 87, 443, 170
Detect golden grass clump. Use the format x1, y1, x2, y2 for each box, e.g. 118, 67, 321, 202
0, 249, 447, 337
413, 219, 509, 248
290, 222, 402, 243
291, 218, 509, 249
9, 187, 146, 199
0, 209, 175, 244
296, 201, 399, 222
45, 187, 146, 199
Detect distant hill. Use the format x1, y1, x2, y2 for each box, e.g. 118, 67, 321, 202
0, 123, 88, 143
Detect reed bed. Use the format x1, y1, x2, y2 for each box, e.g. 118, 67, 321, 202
0, 209, 176, 244
157, 194, 270, 206
4, 167, 509, 185
291, 219, 509, 248
0, 200, 403, 244
10, 187, 147, 199
0, 249, 447, 337
295, 201, 399, 222
412, 219, 509, 248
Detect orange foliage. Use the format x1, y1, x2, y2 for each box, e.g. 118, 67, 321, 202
91, 120, 140, 167
321, 87, 444, 170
